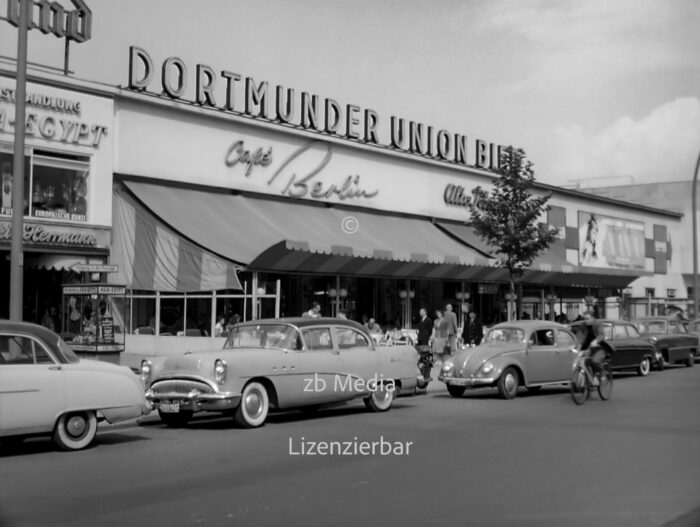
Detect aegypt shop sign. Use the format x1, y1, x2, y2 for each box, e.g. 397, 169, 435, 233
128, 46, 507, 173
0, 82, 109, 148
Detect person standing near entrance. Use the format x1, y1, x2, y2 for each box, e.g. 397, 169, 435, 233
443, 303, 458, 355
462, 310, 484, 346
417, 308, 432, 346
302, 302, 321, 318
429, 309, 449, 365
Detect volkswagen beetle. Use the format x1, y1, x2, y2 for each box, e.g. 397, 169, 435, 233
439, 321, 578, 399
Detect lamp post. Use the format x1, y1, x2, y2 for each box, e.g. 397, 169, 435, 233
693, 149, 700, 320
9, 0, 30, 321
328, 287, 337, 317
504, 293, 517, 321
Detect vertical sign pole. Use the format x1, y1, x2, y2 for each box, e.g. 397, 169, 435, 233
10, 0, 31, 321
64, 37, 70, 75
692, 150, 700, 320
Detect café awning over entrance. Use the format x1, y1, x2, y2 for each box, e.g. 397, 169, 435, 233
122, 180, 496, 279
111, 187, 242, 292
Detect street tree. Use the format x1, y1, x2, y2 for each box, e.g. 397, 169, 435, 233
467, 146, 559, 320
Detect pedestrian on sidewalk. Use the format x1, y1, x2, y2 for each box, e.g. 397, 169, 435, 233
429, 309, 449, 365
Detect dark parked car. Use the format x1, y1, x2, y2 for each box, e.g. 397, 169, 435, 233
569, 320, 657, 376
685, 319, 700, 362
633, 317, 697, 369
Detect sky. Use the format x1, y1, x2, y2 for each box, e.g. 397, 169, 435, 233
1, 0, 699, 188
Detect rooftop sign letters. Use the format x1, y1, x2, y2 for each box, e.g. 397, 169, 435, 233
6, 0, 92, 43
128, 46, 506, 172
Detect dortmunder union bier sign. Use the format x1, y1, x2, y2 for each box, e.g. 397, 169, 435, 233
128, 46, 506, 172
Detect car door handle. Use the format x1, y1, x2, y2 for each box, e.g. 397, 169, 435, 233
49, 365, 62, 371
330, 350, 340, 355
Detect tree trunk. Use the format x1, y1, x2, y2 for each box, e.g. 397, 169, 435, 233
508, 276, 515, 322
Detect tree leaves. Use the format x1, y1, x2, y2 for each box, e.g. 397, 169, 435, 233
466, 146, 559, 285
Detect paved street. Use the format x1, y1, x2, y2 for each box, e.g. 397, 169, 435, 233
1, 364, 699, 527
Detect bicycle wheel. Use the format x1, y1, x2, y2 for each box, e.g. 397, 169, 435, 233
597, 367, 613, 401
570, 366, 588, 405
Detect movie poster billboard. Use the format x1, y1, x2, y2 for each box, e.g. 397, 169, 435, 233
578, 212, 645, 270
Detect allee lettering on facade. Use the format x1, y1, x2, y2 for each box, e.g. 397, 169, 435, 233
443, 183, 485, 212
129, 46, 506, 172
225, 139, 379, 201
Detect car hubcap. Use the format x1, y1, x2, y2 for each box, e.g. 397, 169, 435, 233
244, 389, 263, 419
375, 386, 391, 405
505, 374, 516, 393
66, 415, 87, 438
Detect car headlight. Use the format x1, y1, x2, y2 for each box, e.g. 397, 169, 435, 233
479, 361, 494, 375
214, 359, 227, 385
140, 360, 152, 387
441, 360, 454, 372
650, 337, 657, 344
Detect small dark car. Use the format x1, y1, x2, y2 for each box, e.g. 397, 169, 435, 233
633, 317, 697, 369
569, 320, 657, 376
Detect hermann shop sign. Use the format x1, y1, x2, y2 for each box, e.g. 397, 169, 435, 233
127, 46, 506, 172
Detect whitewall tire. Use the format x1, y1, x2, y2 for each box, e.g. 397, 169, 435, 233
53, 411, 98, 451
234, 381, 269, 428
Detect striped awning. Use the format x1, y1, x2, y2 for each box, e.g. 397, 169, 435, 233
122, 180, 495, 278
110, 187, 242, 291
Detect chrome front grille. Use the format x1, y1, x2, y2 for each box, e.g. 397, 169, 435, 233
151, 379, 216, 395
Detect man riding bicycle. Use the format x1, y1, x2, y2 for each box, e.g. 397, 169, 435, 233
578, 311, 608, 382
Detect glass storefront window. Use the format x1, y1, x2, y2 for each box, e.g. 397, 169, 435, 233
32, 155, 89, 222
0, 148, 30, 215
160, 296, 184, 336
131, 297, 156, 334
0, 144, 89, 222
186, 296, 212, 336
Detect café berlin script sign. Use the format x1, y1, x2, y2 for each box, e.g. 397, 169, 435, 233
128, 47, 506, 172
224, 139, 379, 201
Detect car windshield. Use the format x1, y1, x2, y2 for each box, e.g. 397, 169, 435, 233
224, 324, 301, 350
483, 327, 525, 344
55, 335, 80, 364
636, 320, 667, 334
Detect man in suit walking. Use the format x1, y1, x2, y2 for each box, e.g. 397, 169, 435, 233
462, 310, 484, 346
417, 308, 432, 346
444, 303, 458, 355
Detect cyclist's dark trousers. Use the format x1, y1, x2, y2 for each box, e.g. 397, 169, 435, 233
588, 348, 606, 377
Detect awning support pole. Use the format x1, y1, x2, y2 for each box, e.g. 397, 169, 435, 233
335, 275, 341, 316
275, 279, 281, 318
252, 272, 259, 320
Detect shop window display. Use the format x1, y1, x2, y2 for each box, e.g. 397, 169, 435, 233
61, 285, 126, 354
0, 145, 89, 222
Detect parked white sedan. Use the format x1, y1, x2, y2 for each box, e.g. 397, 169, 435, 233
0, 321, 151, 451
